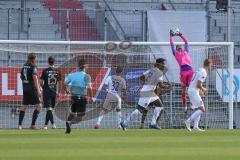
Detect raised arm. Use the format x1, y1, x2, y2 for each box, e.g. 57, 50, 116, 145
170, 30, 176, 56
179, 33, 189, 52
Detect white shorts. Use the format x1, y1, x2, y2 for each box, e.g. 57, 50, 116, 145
188, 89, 204, 109
138, 94, 160, 109
103, 93, 122, 111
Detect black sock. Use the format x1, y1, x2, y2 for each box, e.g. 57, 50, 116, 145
48, 110, 54, 125
141, 113, 147, 125
31, 110, 40, 126
45, 110, 50, 125
18, 111, 25, 126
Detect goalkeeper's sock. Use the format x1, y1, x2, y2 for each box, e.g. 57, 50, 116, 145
194, 115, 201, 129
18, 110, 25, 126
97, 110, 105, 124
187, 109, 203, 123
31, 110, 40, 126
182, 88, 187, 109
151, 107, 162, 125
45, 110, 50, 125
126, 109, 140, 124
117, 111, 122, 125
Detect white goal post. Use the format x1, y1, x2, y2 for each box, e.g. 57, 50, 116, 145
0, 40, 234, 129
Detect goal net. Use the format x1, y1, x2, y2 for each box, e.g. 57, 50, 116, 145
0, 40, 234, 129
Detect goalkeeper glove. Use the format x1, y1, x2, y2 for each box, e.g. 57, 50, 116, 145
170, 29, 175, 36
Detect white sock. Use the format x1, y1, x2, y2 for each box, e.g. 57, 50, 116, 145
97, 110, 105, 125
117, 111, 121, 125
194, 115, 201, 129
151, 107, 163, 125
187, 109, 203, 123
125, 109, 141, 124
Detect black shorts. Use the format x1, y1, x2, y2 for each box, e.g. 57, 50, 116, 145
43, 93, 56, 108
23, 90, 40, 105
71, 96, 87, 113
149, 98, 164, 108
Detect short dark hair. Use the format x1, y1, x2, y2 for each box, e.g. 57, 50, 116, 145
28, 53, 36, 61
48, 56, 55, 65
204, 59, 212, 67
78, 59, 86, 69
116, 66, 123, 74
156, 58, 165, 64
27, 53, 36, 64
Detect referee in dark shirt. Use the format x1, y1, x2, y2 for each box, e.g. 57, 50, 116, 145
18, 53, 42, 129
40, 56, 61, 129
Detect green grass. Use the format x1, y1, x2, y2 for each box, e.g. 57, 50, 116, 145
0, 129, 240, 160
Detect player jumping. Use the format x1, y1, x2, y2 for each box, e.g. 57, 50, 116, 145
18, 53, 42, 129
170, 29, 194, 113
40, 56, 61, 129
95, 66, 126, 129
120, 58, 171, 131
185, 59, 212, 132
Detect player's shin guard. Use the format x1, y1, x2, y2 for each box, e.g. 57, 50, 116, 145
31, 110, 40, 125
18, 110, 25, 126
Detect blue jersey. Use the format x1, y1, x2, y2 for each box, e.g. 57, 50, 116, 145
65, 71, 91, 97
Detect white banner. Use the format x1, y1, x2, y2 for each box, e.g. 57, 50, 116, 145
216, 69, 240, 102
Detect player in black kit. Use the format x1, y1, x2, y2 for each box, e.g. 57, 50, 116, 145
40, 56, 61, 129
18, 53, 42, 129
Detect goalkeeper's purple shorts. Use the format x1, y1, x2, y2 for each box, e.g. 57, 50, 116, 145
180, 70, 195, 87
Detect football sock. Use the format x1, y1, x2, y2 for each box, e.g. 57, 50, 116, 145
18, 110, 25, 126
117, 111, 122, 125
97, 110, 105, 124
48, 110, 54, 125
151, 107, 162, 125
31, 110, 40, 125
126, 109, 141, 124
187, 109, 203, 123
194, 115, 201, 129
45, 110, 50, 125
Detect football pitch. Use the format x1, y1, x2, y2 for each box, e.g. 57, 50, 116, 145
0, 129, 239, 160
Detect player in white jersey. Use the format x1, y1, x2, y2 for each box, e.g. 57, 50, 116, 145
120, 58, 171, 131
185, 59, 212, 132
95, 66, 126, 129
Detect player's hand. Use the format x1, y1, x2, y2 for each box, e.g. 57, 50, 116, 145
88, 97, 93, 103
170, 29, 175, 36
65, 89, 70, 95
38, 91, 42, 101
202, 87, 207, 93
199, 89, 206, 97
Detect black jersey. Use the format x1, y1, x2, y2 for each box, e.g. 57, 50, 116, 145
40, 67, 61, 96
20, 63, 38, 91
